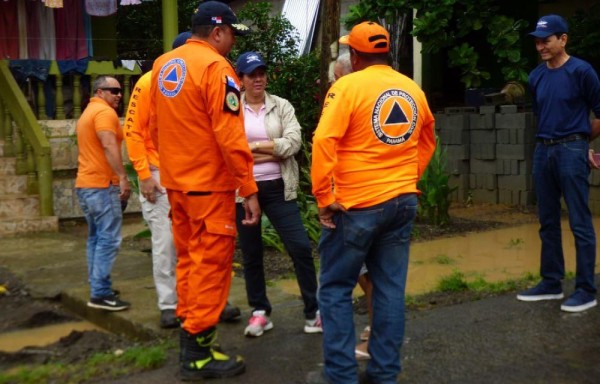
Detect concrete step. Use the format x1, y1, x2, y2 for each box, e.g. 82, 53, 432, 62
0, 174, 28, 194
0, 194, 41, 218
0, 215, 59, 237
0, 157, 16, 176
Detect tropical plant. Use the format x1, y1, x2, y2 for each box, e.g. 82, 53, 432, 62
417, 136, 456, 226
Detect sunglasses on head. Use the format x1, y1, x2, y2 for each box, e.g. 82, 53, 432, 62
100, 87, 122, 95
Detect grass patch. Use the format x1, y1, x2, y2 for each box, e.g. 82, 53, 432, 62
0, 342, 170, 384
432, 254, 455, 265
436, 270, 539, 293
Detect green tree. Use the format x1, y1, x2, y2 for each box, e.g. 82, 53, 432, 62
345, 0, 530, 88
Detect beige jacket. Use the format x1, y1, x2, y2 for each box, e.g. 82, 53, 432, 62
237, 92, 302, 202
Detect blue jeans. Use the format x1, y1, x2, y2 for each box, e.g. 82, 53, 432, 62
236, 178, 318, 319
76, 185, 122, 298
318, 194, 417, 384
533, 140, 597, 295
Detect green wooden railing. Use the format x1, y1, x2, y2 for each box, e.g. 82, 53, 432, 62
0, 60, 54, 216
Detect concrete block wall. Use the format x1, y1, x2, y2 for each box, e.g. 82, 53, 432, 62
436, 106, 535, 207
40, 119, 141, 219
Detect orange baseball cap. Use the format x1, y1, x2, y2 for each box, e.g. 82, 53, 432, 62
339, 21, 390, 53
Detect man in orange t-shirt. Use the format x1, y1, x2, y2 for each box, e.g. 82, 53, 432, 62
149, 1, 259, 380
75, 75, 131, 312
310, 22, 436, 383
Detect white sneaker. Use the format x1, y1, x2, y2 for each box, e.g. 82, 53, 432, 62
304, 310, 323, 333
244, 310, 273, 337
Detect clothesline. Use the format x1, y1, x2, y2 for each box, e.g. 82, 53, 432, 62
0, 0, 155, 61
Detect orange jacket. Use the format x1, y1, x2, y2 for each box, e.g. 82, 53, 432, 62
311, 65, 436, 209
75, 97, 123, 188
124, 71, 158, 180
149, 39, 257, 197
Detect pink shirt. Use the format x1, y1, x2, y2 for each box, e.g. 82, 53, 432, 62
243, 103, 281, 181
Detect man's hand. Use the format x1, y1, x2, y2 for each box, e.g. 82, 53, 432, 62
589, 149, 600, 169
318, 202, 346, 229
119, 176, 131, 201
242, 193, 261, 226
140, 177, 165, 203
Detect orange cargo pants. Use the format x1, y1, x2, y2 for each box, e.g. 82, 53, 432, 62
167, 189, 237, 334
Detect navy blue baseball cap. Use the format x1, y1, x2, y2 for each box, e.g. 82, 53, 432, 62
529, 14, 569, 38
192, 1, 249, 36
236, 51, 267, 75
172, 31, 192, 49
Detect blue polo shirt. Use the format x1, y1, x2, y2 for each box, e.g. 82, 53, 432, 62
529, 56, 600, 139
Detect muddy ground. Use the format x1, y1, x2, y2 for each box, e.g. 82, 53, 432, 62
0, 203, 539, 375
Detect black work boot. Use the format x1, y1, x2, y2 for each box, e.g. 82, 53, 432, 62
179, 327, 245, 381
219, 301, 241, 322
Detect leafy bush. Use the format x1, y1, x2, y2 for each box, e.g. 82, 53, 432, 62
417, 136, 456, 226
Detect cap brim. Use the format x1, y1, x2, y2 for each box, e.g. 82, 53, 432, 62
339, 34, 350, 45
239, 63, 267, 75
230, 23, 250, 36
528, 31, 554, 38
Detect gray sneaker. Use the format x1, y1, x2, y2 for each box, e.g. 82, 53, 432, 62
87, 294, 130, 311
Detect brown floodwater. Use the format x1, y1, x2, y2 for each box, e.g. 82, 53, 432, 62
277, 219, 598, 297
0, 321, 105, 353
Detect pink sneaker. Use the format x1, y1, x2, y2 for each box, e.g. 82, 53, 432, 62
244, 310, 273, 337
304, 310, 323, 333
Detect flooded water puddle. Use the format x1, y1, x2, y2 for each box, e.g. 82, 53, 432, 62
0, 321, 105, 353
275, 219, 598, 297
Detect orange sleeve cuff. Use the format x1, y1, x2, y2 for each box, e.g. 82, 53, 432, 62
238, 180, 258, 198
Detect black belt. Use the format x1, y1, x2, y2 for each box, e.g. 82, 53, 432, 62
537, 134, 588, 146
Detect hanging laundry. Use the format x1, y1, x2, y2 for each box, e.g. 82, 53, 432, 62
43, 0, 64, 8
85, 0, 117, 16
120, 0, 142, 5
55, 0, 88, 60
0, 0, 19, 59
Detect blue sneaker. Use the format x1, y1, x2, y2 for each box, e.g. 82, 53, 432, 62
516, 281, 563, 302
560, 290, 597, 313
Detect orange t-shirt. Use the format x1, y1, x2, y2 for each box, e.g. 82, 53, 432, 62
149, 39, 257, 197
124, 71, 158, 180
311, 64, 436, 209
75, 97, 123, 188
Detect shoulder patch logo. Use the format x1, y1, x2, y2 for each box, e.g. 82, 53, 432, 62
158, 58, 186, 98
226, 92, 240, 112
372, 89, 418, 145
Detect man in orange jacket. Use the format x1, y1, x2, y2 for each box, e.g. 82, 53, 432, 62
149, 1, 259, 380
311, 21, 436, 383
124, 31, 242, 329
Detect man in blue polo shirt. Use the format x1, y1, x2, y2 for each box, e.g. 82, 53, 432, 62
516, 14, 600, 312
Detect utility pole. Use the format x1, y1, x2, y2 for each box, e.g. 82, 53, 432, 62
319, 0, 341, 105
162, 0, 178, 53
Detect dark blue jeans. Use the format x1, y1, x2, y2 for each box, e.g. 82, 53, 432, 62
319, 194, 417, 384
235, 178, 318, 319
533, 140, 597, 295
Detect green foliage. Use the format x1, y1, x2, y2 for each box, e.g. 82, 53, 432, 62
567, 4, 600, 68
345, 0, 530, 88
437, 270, 469, 292
233, 2, 322, 139
432, 254, 455, 265
0, 344, 168, 384
436, 270, 539, 294
116, 0, 198, 59
417, 136, 456, 226
448, 43, 490, 88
